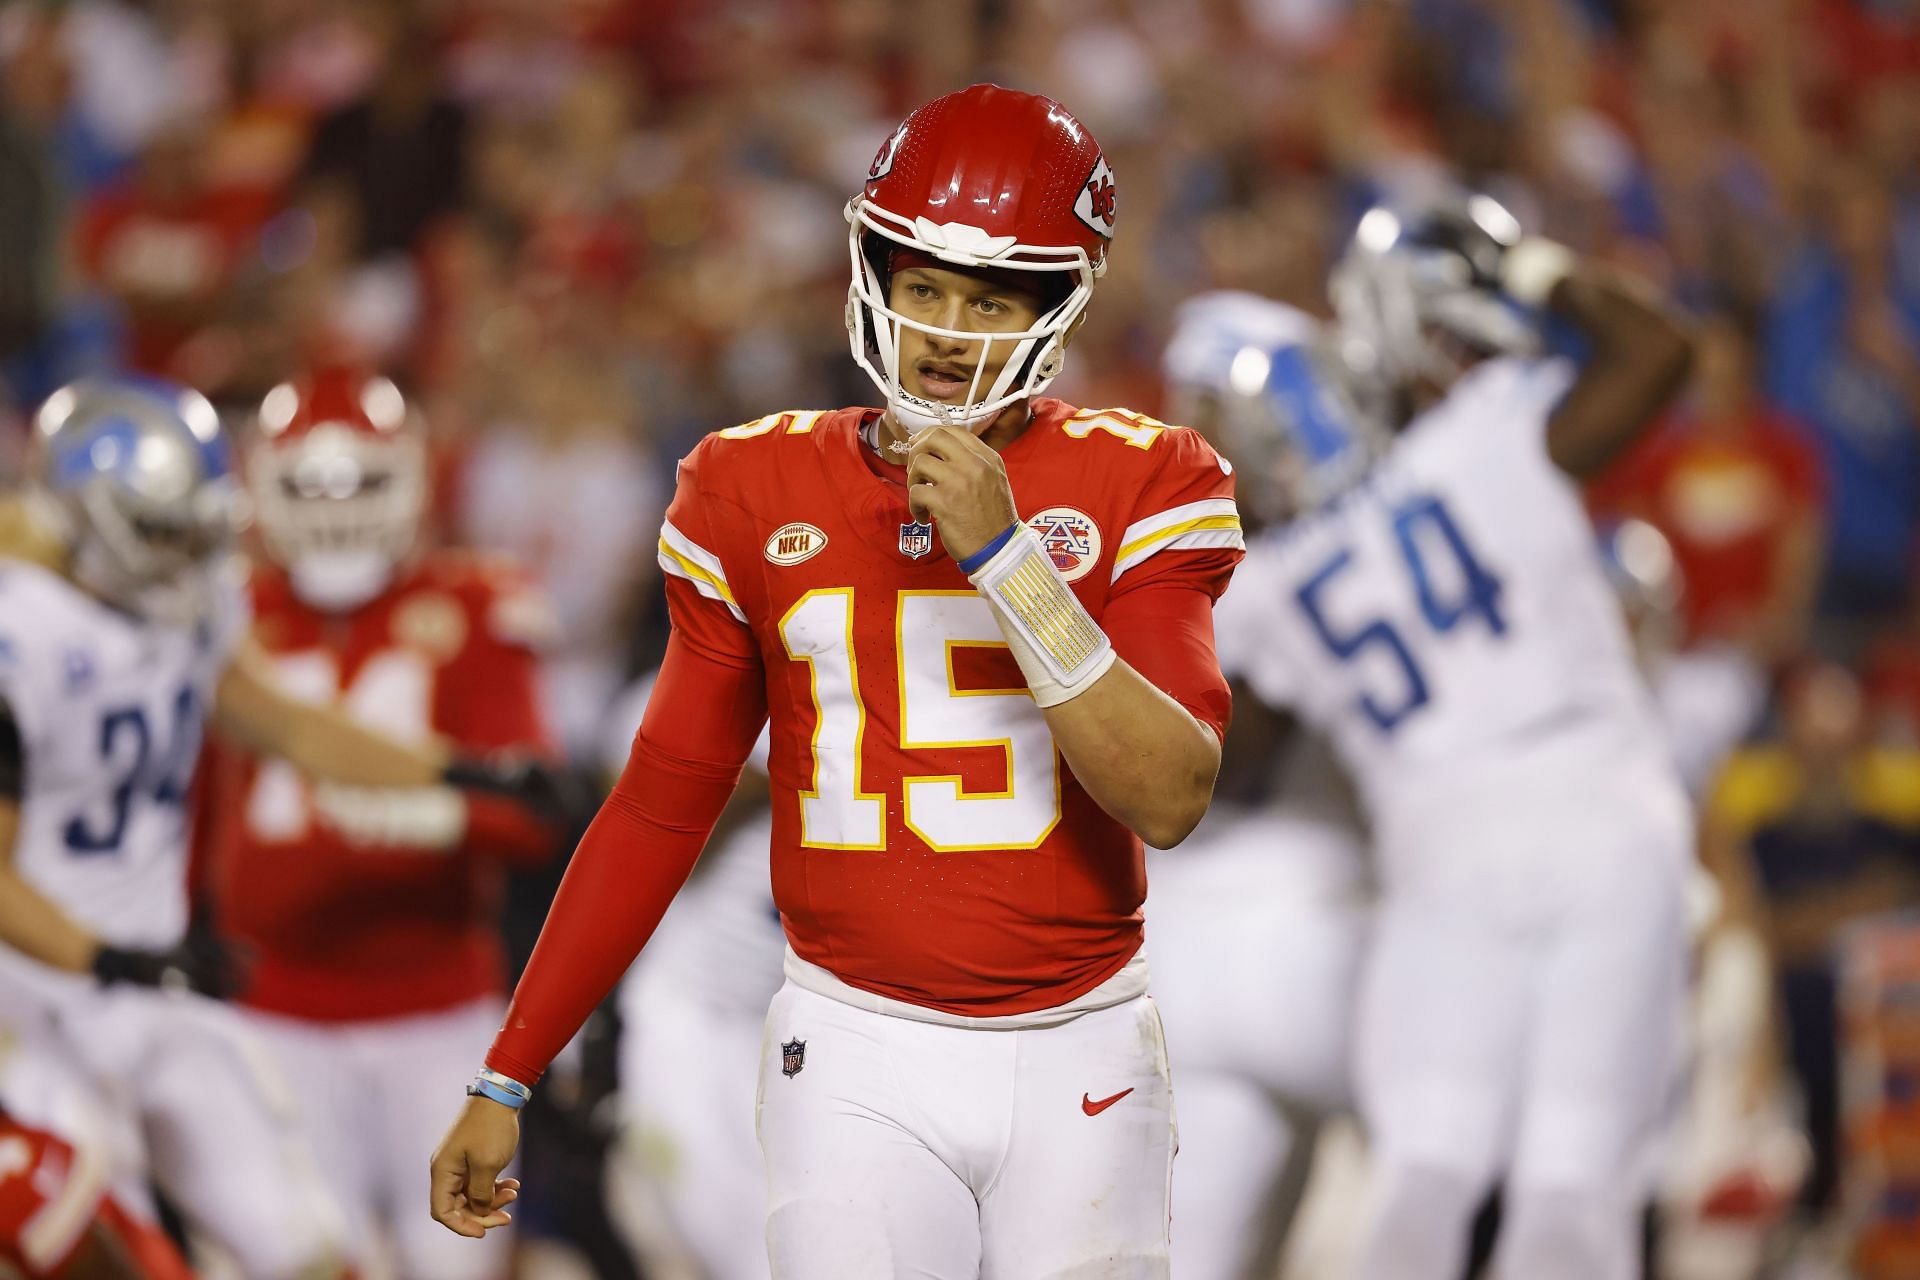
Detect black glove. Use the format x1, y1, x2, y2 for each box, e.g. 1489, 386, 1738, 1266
443, 753, 603, 831
91, 933, 248, 999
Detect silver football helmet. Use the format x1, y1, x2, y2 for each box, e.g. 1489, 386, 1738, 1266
27, 376, 244, 626
1163, 291, 1387, 526
1329, 193, 1542, 391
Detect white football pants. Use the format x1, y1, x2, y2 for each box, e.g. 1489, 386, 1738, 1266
246, 996, 510, 1280
1146, 810, 1369, 1280
757, 980, 1176, 1279
0, 963, 346, 1280
1348, 846, 1689, 1280
614, 972, 772, 1280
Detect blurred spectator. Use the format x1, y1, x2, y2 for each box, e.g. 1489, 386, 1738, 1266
76, 114, 273, 376
1590, 313, 1825, 665
1703, 662, 1920, 1215
1766, 158, 1920, 626
454, 344, 661, 760
300, 9, 468, 263
0, 105, 56, 374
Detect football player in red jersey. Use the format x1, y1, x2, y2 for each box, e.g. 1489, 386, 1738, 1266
0, 1103, 195, 1280
199, 366, 557, 1280
431, 84, 1246, 1275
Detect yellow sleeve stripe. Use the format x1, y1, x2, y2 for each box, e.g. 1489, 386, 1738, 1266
1111, 512, 1245, 581
1115, 514, 1244, 562
657, 537, 747, 623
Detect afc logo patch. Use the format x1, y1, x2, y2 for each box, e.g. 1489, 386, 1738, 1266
1073, 155, 1117, 240
781, 1038, 807, 1078
899, 520, 934, 560
1026, 507, 1102, 583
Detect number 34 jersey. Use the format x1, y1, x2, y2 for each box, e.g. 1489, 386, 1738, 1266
1221, 358, 1680, 881
0, 559, 247, 950
659, 398, 1242, 1017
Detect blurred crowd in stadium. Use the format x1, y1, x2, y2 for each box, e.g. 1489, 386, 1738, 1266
2, 0, 1920, 1276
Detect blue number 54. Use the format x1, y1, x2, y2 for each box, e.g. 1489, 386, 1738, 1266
1294, 496, 1505, 734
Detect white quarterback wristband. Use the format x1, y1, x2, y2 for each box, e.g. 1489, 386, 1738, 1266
967, 524, 1116, 708
1500, 236, 1576, 308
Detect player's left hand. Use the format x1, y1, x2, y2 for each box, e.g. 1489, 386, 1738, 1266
430, 1097, 523, 1237
905, 425, 1020, 563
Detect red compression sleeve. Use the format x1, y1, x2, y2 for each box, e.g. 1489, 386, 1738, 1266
1104, 577, 1233, 744
484, 633, 767, 1085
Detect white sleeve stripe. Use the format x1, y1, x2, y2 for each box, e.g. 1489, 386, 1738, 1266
22, 1138, 105, 1271
658, 542, 748, 623
1116, 498, 1239, 551
1110, 528, 1246, 581
660, 518, 728, 581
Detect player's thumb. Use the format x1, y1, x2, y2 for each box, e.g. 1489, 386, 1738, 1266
468, 1156, 500, 1210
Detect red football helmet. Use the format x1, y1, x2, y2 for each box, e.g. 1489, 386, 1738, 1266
846, 83, 1116, 431
248, 365, 425, 610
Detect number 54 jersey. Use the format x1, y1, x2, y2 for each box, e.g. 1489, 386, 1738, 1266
659, 398, 1242, 1018
1221, 358, 1686, 894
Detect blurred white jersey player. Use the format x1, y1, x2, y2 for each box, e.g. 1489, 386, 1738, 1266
1211, 199, 1697, 1280
1146, 290, 1372, 1280
0, 376, 498, 1278
602, 674, 783, 1280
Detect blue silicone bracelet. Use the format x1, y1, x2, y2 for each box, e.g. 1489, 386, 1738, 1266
467, 1077, 529, 1110
958, 522, 1021, 575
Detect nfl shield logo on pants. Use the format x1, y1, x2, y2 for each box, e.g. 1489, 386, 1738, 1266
781, 1038, 807, 1078
899, 521, 934, 560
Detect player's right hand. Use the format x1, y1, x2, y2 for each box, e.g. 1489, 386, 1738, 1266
429, 1097, 523, 1238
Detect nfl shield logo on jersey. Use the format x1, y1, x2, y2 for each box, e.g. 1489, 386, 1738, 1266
781, 1038, 807, 1078
899, 520, 934, 560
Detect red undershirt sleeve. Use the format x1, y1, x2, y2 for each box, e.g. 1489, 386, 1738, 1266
484, 630, 768, 1085
1104, 552, 1238, 745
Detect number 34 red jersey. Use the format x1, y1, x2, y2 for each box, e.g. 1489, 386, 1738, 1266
659, 398, 1243, 1016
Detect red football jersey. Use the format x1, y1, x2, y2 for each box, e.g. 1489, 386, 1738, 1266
658, 398, 1242, 1015
0, 1108, 192, 1279
0, 1110, 98, 1278
201, 552, 556, 1021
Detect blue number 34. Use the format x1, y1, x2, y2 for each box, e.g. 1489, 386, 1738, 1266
64, 686, 202, 855
1294, 495, 1506, 733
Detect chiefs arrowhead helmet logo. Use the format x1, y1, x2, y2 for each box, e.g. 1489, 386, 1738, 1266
868, 123, 908, 183
1074, 155, 1117, 239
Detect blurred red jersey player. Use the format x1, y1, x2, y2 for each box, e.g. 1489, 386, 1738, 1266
431, 84, 1246, 1275
200, 366, 557, 1280
0, 1107, 193, 1280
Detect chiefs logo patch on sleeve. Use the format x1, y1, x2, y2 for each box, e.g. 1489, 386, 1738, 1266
1074, 155, 1117, 240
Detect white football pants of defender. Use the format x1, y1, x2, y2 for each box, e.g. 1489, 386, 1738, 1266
758, 973, 1176, 1279
246, 996, 511, 1280
1348, 779, 1691, 1280
615, 970, 773, 1280
1146, 808, 1369, 1280
0, 958, 346, 1279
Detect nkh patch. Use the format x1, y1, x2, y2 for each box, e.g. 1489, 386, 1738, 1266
781, 1038, 807, 1078
899, 520, 934, 560
1025, 506, 1102, 583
